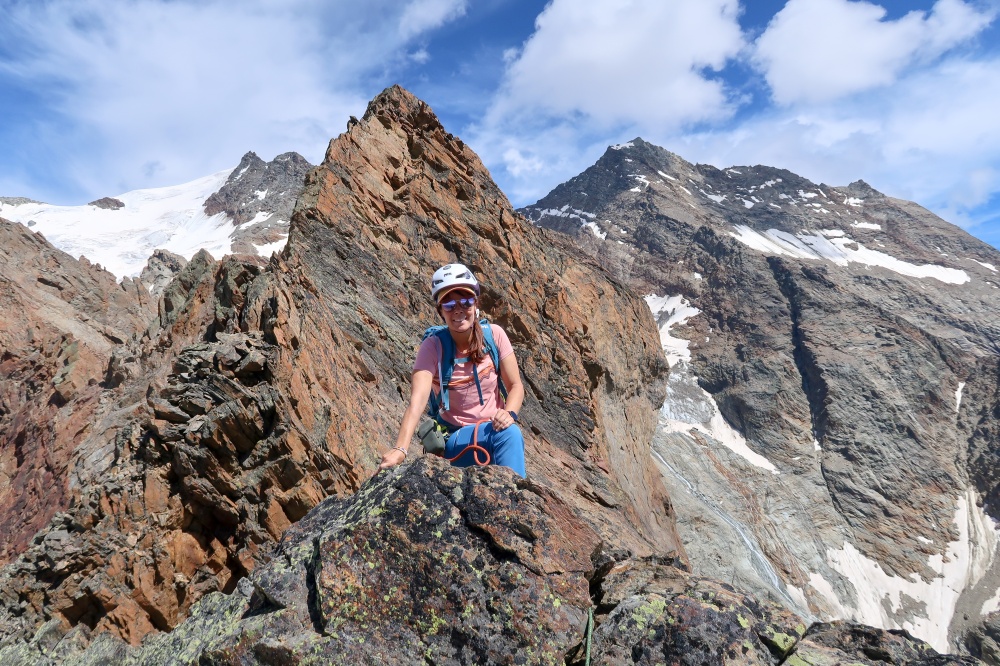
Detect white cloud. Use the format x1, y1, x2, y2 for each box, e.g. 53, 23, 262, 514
488, 0, 744, 128
471, 0, 745, 205
665, 53, 1000, 235
754, 0, 997, 105
398, 0, 467, 39
0, 0, 465, 203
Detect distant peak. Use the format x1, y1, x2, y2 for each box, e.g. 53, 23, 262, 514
236, 151, 265, 167
274, 152, 309, 164
845, 179, 884, 198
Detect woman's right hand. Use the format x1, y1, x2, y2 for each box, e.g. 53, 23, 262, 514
378, 447, 407, 471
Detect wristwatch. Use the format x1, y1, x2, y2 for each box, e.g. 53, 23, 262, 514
508, 410, 519, 422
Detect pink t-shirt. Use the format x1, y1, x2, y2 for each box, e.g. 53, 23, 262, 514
413, 324, 514, 426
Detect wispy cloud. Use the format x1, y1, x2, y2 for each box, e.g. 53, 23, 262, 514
671, 53, 1000, 229
398, 0, 467, 39
0, 0, 464, 203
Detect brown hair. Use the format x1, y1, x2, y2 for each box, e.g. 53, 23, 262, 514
467, 320, 487, 365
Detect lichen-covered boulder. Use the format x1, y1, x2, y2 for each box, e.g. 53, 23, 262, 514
73, 455, 603, 665
586, 558, 806, 666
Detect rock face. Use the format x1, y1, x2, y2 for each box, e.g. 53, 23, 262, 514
0, 87, 681, 654
138, 249, 188, 297
203, 150, 313, 256
0, 458, 977, 665
966, 612, 1000, 665
521, 137, 1000, 653
0, 220, 154, 566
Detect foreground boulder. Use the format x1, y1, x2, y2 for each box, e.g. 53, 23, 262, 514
1, 457, 979, 665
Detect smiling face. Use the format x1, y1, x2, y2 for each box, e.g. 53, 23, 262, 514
438, 287, 477, 337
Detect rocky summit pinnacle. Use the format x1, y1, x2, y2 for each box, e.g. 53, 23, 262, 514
203, 150, 313, 256
0, 85, 694, 663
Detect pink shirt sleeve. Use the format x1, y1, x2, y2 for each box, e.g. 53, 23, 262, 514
413, 335, 441, 377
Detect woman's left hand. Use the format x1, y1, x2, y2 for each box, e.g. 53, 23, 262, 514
492, 409, 516, 431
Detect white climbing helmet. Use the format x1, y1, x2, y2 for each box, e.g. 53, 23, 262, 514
431, 263, 480, 302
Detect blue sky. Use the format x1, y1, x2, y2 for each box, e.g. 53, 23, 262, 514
2, 0, 1000, 249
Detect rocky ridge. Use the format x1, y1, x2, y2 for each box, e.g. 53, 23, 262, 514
521, 137, 1000, 653
0, 87, 682, 657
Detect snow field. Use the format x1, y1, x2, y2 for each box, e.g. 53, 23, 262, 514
807, 488, 1000, 652
2, 169, 236, 278
729, 225, 970, 284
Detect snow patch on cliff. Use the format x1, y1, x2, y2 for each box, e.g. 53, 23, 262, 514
971, 259, 997, 272
809, 488, 1000, 652
582, 221, 607, 239
729, 225, 970, 285
646, 294, 779, 475
645, 295, 699, 366
983, 587, 1000, 615
253, 235, 288, 257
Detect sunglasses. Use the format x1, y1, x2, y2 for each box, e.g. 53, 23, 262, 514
440, 296, 477, 312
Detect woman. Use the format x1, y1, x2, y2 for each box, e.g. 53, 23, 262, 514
379, 264, 526, 477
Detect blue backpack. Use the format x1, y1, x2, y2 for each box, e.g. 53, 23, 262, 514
423, 319, 507, 428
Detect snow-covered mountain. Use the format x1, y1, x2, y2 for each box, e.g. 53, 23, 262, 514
0, 151, 312, 279
521, 137, 1000, 653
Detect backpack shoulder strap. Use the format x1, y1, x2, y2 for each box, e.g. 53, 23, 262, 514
480, 320, 507, 401
425, 327, 456, 413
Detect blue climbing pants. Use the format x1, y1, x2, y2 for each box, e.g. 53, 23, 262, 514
444, 422, 526, 478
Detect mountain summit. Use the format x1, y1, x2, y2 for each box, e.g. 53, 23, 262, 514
0, 151, 313, 278
522, 136, 1000, 653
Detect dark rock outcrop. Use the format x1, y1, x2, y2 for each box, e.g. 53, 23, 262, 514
203, 151, 313, 256
0, 197, 44, 207
1, 458, 978, 665
87, 197, 124, 210
138, 249, 188, 298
